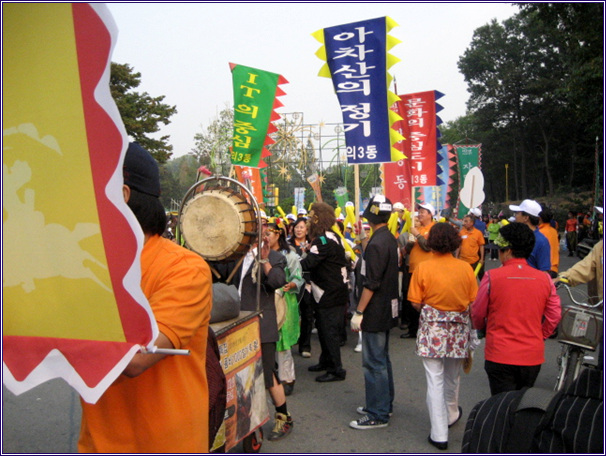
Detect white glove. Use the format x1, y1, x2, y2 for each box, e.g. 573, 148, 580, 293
350, 313, 363, 332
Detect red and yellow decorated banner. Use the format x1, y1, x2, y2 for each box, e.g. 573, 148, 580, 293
397, 91, 444, 186
230, 63, 287, 168
3, 4, 156, 403
313, 17, 404, 164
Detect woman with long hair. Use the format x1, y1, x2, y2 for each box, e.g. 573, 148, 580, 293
266, 222, 304, 395
289, 218, 314, 358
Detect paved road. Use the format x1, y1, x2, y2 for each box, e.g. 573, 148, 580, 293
1, 246, 589, 453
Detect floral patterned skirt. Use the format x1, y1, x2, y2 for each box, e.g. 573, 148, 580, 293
416, 305, 470, 358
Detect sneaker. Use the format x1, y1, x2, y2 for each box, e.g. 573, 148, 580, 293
349, 414, 388, 430
356, 406, 392, 417
354, 343, 362, 353
300, 351, 311, 358
268, 412, 293, 441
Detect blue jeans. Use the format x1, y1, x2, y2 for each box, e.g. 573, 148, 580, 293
362, 331, 394, 422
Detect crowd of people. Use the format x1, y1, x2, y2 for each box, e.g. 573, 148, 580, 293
79, 142, 603, 454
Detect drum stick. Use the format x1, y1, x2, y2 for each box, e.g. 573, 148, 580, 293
208, 265, 222, 280
226, 255, 246, 284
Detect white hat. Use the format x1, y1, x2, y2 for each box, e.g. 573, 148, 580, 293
259, 210, 268, 220
509, 199, 542, 217
393, 202, 405, 211
417, 202, 436, 216
595, 206, 603, 214
337, 214, 345, 220
469, 207, 482, 217
286, 214, 296, 221
298, 208, 307, 215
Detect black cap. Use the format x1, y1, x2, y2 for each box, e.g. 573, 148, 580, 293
362, 195, 392, 224
123, 142, 161, 197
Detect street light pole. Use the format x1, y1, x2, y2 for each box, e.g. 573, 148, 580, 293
505, 163, 509, 202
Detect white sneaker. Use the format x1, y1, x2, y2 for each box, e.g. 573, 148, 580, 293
354, 343, 362, 352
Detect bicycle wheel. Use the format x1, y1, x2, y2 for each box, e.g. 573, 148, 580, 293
562, 348, 582, 391
555, 345, 569, 391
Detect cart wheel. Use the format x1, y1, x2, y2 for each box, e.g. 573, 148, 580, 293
242, 428, 263, 453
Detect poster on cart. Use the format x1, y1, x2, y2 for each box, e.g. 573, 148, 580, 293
212, 316, 269, 451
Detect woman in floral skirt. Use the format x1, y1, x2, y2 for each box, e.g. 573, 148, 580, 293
408, 223, 478, 451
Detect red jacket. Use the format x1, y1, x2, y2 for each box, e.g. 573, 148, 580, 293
472, 258, 561, 365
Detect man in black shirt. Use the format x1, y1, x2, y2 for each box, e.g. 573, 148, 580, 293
349, 196, 400, 429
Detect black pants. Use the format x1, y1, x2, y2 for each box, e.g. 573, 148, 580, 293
315, 305, 346, 377
297, 289, 314, 353
401, 271, 419, 335
484, 360, 541, 396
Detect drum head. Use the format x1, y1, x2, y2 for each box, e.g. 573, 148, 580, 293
180, 189, 257, 262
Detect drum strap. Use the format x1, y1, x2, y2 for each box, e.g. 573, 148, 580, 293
319, 236, 327, 245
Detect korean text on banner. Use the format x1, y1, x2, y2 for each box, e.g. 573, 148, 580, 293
3, 3, 157, 404
397, 91, 445, 187
230, 63, 287, 168
313, 17, 404, 164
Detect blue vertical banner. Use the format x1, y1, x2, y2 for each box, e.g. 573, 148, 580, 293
313, 17, 404, 164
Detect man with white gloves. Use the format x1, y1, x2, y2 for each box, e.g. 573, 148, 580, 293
349, 196, 400, 430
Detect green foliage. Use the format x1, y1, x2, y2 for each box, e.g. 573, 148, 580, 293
110, 63, 177, 163
455, 4, 603, 205
191, 105, 234, 175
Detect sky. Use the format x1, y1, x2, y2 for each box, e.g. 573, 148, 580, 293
107, 2, 519, 157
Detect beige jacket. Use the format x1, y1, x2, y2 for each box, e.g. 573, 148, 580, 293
559, 239, 603, 302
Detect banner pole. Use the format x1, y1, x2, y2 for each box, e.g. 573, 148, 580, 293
354, 164, 360, 220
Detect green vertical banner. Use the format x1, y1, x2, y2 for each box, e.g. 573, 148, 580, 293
454, 144, 481, 217
230, 63, 288, 168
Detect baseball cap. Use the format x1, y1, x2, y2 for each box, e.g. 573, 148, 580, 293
469, 207, 481, 217
417, 202, 436, 216
286, 213, 296, 221
393, 202, 405, 211
509, 199, 542, 217
123, 142, 161, 197
298, 208, 307, 216
363, 195, 393, 225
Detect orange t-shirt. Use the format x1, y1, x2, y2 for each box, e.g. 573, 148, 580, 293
458, 227, 485, 264
539, 222, 560, 273
408, 253, 478, 312
408, 221, 435, 272
79, 235, 212, 453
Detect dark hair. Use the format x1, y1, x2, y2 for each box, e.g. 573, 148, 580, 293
539, 208, 553, 224
523, 212, 540, 227
308, 202, 336, 239
336, 220, 345, 234
499, 222, 535, 258
127, 188, 167, 236
266, 222, 290, 251
427, 222, 461, 253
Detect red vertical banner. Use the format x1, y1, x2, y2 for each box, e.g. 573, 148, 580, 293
234, 166, 263, 204
399, 91, 441, 186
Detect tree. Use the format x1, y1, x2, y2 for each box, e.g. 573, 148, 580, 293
457, 5, 602, 201
110, 63, 177, 163
191, 105, 233, 175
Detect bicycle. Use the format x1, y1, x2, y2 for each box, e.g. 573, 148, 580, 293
554, 281, 603, 391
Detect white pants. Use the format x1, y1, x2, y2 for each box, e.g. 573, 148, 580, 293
422, 357, 462, 442
277, 349, 295, 383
